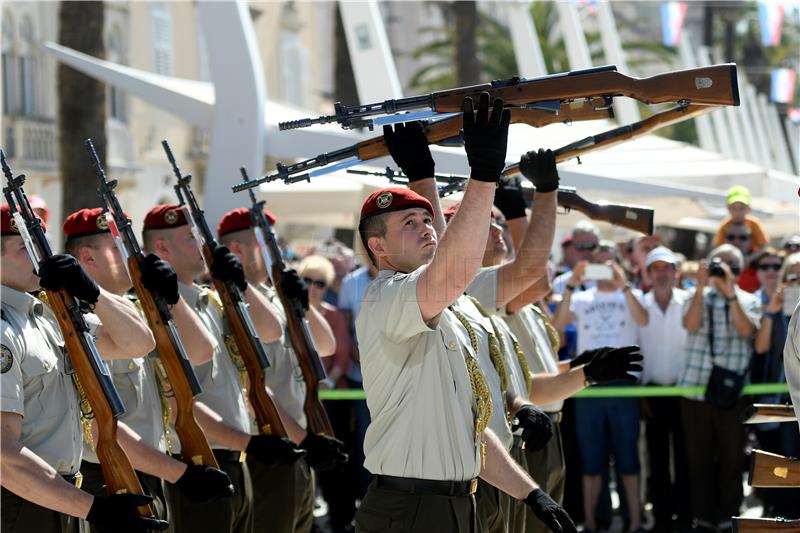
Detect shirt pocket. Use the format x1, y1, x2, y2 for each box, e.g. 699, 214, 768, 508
110, 358, 145, 413
20, 340, 60, 420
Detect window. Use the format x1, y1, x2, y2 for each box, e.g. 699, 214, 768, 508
107, 27, 127, 121
2, 13, 15, 114
278, 3, 309, 108
150, 3, 173, 75
18, 16, 36, 116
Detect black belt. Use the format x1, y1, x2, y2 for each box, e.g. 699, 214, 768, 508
171, 449, 245, 464
546, 411, 563, 424
62, 472, 83, 489
374, 475, 477, 496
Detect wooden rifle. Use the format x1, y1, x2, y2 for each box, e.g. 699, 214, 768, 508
86, 139, 218, 468
733, 518, 800, 533
346, 169, 653, 236
233, 103, 612, 191
748, 450, 800, 488
239, 168, 334, 436
1, 150, 153, 515
161, 141, 288, 438
743, 403, 797, 424
278, 63, 738, 131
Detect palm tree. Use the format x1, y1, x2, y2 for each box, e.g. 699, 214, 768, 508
57, 1, 107, 215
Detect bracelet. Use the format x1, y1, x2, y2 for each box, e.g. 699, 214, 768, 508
764, 311, 781, 320
725, 294, 737, 302
565, 284, 576, 292
622, 284, 632, 293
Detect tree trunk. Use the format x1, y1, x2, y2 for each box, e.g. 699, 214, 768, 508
334, 2, 358, 105
57, 1, 106, 215
453, 1, 480, 86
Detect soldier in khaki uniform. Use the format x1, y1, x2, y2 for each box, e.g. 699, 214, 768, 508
353, 94, 576, 533
1, 205, 168, 533
141, 204, 304, 533
217, 207, 348, 533
63, 208, 236, 531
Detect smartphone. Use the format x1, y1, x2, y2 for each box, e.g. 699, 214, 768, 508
783, 286, 800, 316
584, 264, 613, 281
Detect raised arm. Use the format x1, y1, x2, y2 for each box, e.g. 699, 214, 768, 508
552, 262, 585, 331
417, 94, 510, 321
683, 263, 708, 333
92, 289, 156, 359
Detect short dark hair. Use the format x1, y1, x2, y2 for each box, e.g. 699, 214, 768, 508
358, 213, 388, 267
218, 227, 253, 249
64, 233, 105, 258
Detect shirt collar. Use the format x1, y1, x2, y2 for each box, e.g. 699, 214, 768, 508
1, 285, 44, 318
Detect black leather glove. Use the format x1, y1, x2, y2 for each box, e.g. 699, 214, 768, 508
86, 493, 169, 533
139, 253, 179, 305
519, 148, 559, 193
382, 122, 435, 182
494, 178, 527, 221
568, 347, 609, 369
172, 464, 234, 505
512, 404, 553, 452
300, 433, 349, 471
583, 345, 643, 385
246, 434, 306, 468
279, 269, 309, 311
462, 92, 511, 182
210, 245, 247, 292
524, 489, 577, 533
38, 254, 100, 304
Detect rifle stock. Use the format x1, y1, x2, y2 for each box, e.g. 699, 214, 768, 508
733, 518, 800, 533
162, 140, 288, 438
748, 450, 800, 488
240, 168, 334, 436
1, 151, 152, 515
743, 404, 797, 425
555, 188, 654, 235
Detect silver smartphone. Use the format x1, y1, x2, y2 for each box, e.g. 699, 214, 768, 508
584, 264, 613, 281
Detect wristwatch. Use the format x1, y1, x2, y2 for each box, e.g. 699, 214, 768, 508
565, 284, 577, 292
725, 294, 737, 302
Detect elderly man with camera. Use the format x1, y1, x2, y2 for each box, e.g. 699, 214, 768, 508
678, 243, 761, 532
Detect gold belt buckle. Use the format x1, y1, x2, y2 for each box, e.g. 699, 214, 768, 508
469, 479, 478, 495
238, 451, 247, 463
73, 472, 83, 489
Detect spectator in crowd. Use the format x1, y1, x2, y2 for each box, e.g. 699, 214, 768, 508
315, 240, 355, 306
629, 235, 661, 292
552, 221, 601, 295
713, 185, 769, 250
781, 234, 800, 255
679, 244, 760, 532
723, 222, 761, 292
680, 260, 700, 290
558, 234, 578, 277
636, 247, 691, 532
336, 259, 378, 499
553, 240, 649, 533
752, 252, 800, 518
297, 254, 357, 533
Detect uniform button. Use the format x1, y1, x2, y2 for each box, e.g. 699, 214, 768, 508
43, 362, 51, 370
128, 362, 136, 370
449, 340, 457, 349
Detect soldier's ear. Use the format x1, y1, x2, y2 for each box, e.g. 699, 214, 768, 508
368, 235, 386, 258
153, 237, 170, 260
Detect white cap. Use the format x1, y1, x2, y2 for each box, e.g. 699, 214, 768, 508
646, 246, 678, 268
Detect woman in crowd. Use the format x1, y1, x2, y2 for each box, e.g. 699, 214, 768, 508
752, 251, 800, 518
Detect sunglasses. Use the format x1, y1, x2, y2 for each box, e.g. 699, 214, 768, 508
725, 234, 751, 242
574, 242, 598, 252
785, 244, 800, 251
757, 263, 782, 271
303, 277, 327, 289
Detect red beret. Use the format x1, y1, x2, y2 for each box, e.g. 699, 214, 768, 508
360, 188, 433, 223
2, 203, 47, 236
143, 204, 187, 230
217, 207, 277, 237
63, 207, 130, 239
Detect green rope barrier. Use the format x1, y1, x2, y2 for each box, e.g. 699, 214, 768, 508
318, 383, 790, 401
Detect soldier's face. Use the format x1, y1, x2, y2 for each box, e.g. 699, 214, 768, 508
483, 221, 507, 267
372, 208, 437, 272
0, 236, 39, 291
229, 231, 265, 285
78, 235, 131, 295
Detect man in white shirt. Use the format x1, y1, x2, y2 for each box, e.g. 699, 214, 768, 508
636, 247, 690, 533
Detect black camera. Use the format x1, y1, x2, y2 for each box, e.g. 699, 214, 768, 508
709, 257, 726, 277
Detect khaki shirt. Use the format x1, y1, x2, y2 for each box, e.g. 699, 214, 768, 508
179, 282, 251, 445
504, 306, 563, 412
356, 268, 481, 480
784, 301, 800, 432
1, 286, 83, 475
257, 283, 307, 429
454, 297, 513, 450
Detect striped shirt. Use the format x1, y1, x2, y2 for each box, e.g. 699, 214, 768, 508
677, 287, 760, 400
